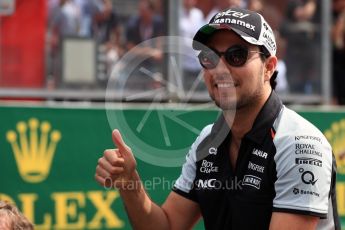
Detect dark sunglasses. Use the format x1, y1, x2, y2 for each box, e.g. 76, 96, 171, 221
198, 45, 265, 69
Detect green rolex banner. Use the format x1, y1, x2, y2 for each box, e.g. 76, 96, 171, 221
0, 104, 344, 229
0, 104, 217, 229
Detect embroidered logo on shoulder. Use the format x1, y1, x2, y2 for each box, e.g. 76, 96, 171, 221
295, 135, 322, 143
252, 148, 268, 159
292, 187, 320, 197
209, 147, 217, 155
295, 157, 322, 167
294, 143, 322, 157
299, 168, 318, 185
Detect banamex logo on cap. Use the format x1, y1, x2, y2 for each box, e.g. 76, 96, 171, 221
211, 9, 257, 33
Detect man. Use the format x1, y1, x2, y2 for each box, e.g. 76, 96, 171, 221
124, 0, 164, 90
280, 0, 321, 94
0, 201, 34, 229
180, 0, 204, 91
95, 8, 340, 229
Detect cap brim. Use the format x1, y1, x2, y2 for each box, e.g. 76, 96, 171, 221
192, 24, 262, 50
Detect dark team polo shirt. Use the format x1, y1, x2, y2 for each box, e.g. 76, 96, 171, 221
173, 92, 340, 230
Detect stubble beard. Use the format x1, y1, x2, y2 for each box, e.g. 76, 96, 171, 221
212, 82, 264, 112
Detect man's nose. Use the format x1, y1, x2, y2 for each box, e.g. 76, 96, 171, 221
212, 56, 231, 76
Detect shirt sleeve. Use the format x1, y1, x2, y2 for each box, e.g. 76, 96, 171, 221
173, 125, 212, 202
272, 132, 333, 218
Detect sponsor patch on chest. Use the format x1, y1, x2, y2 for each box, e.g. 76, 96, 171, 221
252, 148, 268, 159
242, 175, 262, 189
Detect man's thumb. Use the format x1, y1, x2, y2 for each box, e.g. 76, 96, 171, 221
112, 129, 130, 155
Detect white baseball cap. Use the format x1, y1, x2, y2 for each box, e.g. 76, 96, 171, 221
193, 7, 277, 56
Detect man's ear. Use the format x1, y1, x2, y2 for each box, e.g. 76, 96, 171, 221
264, 56, 278, 81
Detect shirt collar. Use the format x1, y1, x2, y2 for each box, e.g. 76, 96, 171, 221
244, 91, 283, 144
196, 91, 282, 161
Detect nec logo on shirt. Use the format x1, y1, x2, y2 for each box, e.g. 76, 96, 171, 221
196, 179, 217, 188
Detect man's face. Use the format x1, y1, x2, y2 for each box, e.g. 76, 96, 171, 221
202, 30, 266, 110
139, 1, 153, 20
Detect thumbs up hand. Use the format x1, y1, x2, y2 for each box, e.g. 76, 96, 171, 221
95, 129, 137, 189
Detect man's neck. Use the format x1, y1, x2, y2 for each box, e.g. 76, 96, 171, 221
224, 89, 272, 141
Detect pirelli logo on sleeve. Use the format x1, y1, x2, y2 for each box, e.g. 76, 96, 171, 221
295, 157, 322, 167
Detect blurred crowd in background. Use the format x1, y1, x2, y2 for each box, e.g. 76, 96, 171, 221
0, 0, 345, 104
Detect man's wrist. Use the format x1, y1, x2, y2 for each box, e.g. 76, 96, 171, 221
117, 171, 142, 192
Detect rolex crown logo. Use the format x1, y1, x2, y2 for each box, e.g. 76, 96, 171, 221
6, 118, 61, 183
324, 119, 345, 174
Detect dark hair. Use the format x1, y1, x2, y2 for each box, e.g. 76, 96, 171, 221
259, 46, 277, 90
270, 71, 278, 90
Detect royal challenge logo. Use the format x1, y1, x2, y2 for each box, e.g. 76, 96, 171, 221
324, 119, 345, 174
6, 118, 61, 183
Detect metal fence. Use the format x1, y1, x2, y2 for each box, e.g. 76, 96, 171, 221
0, 0, 332, 105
